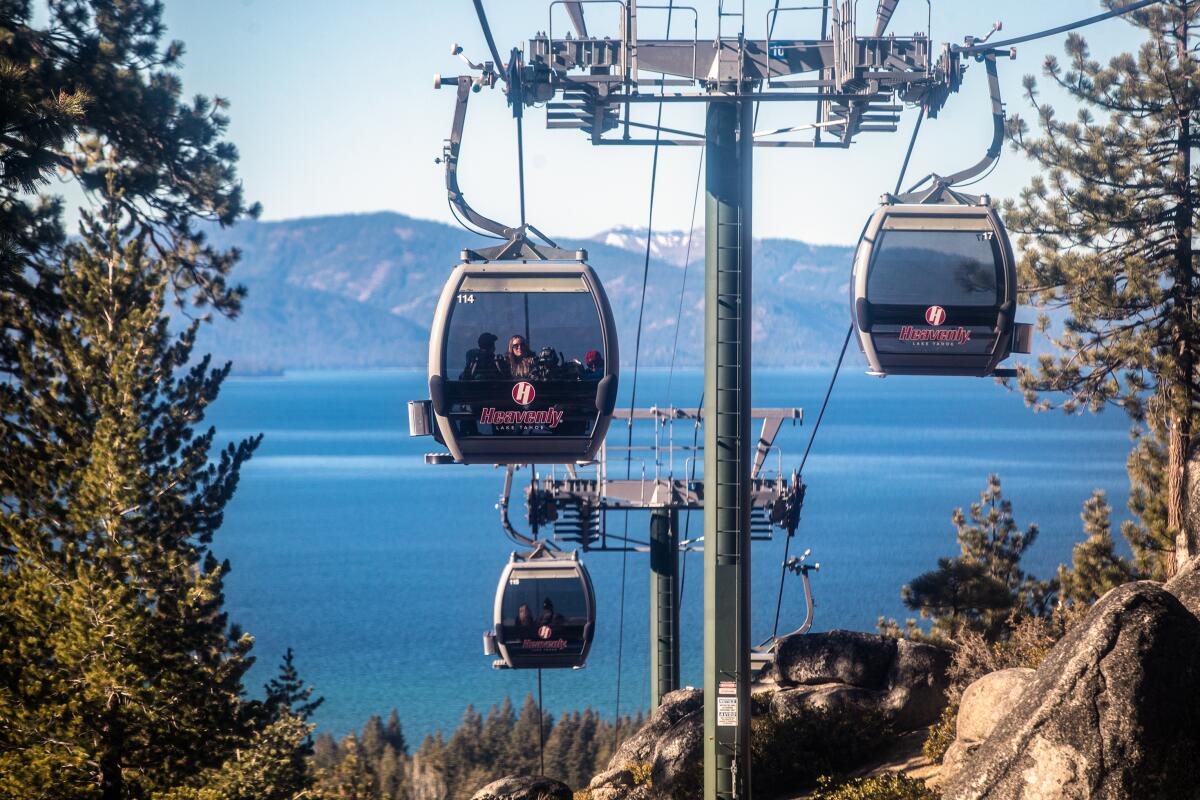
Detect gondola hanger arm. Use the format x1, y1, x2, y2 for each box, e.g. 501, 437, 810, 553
903, 43, 1013, 198
436, 47, 585, 262
498, 465, 539, 547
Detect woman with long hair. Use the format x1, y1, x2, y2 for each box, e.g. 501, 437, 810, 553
507, 335, 534, 378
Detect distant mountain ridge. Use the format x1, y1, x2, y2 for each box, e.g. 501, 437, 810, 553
198, 212, 856, 372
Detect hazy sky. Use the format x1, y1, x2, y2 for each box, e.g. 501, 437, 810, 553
162, 1, 1139, 245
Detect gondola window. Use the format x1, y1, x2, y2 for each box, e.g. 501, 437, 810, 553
867, 229, 1001, 307
441, 286, 606, 439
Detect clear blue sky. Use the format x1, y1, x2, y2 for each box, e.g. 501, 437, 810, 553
162, 1, 1139, 245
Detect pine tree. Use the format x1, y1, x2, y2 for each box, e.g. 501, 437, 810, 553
1124, 429, 1173, 577
542, 711, 578, 787
384, 708, 409, 756
408, 734, 448, 800
899, 475, 1052, 640
316, 736, 376, 800
1005, 0, 1200, 576
362, 715, 389, 763
313, 732, 339, 771
264, 647, 324, 724
376, 744, 408, 800
567, 709, 601, 788
156, 714, 314, 800
444, 705, 487, 797
0, 4, 259, 530
0, 185, 307, 798
0, 0, 257, 316
507, 695, 550, 778
1058, 490, 1137, 606
902, 558, 1017, 640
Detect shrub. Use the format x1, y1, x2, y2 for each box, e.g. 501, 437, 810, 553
751, 706, 894, 796
810, 772, 938, 799
626, 762, 654, 786
923, 703, 958, 764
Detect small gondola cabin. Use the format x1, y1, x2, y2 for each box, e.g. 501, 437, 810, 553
486, 549, 596, 670
850, 194, 1030, 377
427, 262, 619, 464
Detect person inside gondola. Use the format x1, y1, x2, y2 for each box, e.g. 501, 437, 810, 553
460, 332, 502, 380
514, 603, 535, 636
536, 597, 564, 638
506, 335, 535, 379
582, 350, 603, 380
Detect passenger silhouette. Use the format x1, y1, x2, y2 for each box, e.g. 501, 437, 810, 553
460, 332, 502, 380
583, 350, 604, 379
515, 603, 535, 638
537, 597, 569, 640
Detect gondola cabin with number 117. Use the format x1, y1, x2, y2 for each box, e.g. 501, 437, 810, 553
850, 192, 1032, 377
427, 261, 619, 464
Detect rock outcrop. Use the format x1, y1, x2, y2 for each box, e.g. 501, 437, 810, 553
470, 775, 573, 800
587, 631, 952, 799
772, 629, 952, 730
941, 668, 1036, 781
941, 582, 1200, 800
587, 688, 703, 800
1164, 549, 1200, 618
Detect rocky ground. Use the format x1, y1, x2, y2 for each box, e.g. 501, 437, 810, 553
472, 559, 1200, 800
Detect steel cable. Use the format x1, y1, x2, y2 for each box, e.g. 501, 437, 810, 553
766, 94, 928, 639
614, 0, 677, 745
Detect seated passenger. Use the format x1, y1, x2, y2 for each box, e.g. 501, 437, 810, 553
583, 350, 604, 379
460, 332, 502, 380
513, 603, 535, 638
534, 346, 559, 381
538, 597, 564, 629
507, 335, 535, 379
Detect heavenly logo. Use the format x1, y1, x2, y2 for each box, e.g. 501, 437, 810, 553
511, 381, 536, 405
480, 381, 565, 428
898, 304, 970, 346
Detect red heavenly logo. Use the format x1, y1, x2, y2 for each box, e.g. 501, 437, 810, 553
511, 381, 536, 405
899, 305, 970, 345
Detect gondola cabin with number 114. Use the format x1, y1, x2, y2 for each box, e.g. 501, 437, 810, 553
426, 261, 619, 464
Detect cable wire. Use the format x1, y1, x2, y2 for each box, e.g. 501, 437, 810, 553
893, 105, 925, 196
537, 668, 545, 775
677, 390, 703, 602
665, 150, 704, 404
767, 326, 851, 638
955, 0, 1165, 55
448, 198, 505, 241
766, 92, 928, 639
471, 0, 506, 75
516, 110, 527, 227
614, 0, 676, 743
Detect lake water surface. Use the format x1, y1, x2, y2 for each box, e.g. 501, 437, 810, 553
209, 368, 1132, 738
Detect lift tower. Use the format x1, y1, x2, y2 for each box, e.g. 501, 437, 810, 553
508, 405, 805, 711
437, 1, 981, 796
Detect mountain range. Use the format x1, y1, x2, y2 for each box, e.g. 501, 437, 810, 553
197, 212, 858, 373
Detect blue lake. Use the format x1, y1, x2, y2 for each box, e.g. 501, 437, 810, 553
209, 367, 1133, 740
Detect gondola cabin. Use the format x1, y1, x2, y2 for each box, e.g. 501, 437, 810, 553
851, 194, 1031, 377
484, 549, 596, 670
428, 262, 619, 464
